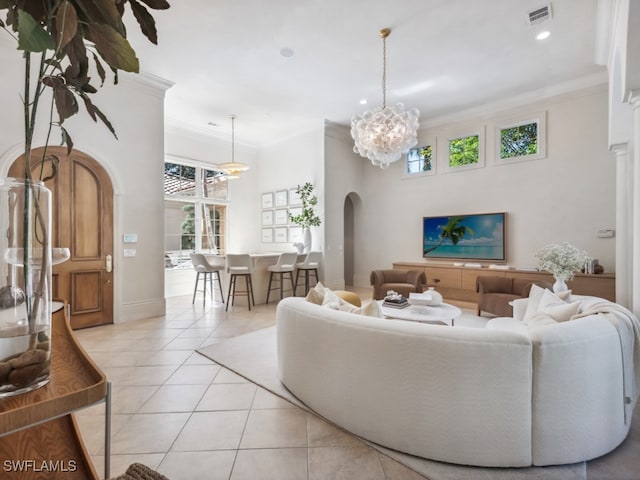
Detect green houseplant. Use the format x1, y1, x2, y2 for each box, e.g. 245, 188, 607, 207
289, 182, 321, 253
0, 0, 169, 395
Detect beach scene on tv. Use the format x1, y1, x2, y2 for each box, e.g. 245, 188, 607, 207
423, 213, 505, 261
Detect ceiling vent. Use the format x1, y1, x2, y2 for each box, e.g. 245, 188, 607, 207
528, 4, 552, 25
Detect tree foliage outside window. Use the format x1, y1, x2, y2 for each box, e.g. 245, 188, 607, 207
449, 135, 479, 166
500, 122, 538, 159
407, 145, 433, 174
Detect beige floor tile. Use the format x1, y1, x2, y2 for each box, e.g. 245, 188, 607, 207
378, 454, 428, 479
240, 408, 308, 449
213, 367, 250, 383
139, 349, 193, 366
158, 451, 236, 480
111, 412, 191, 454
252, 387, 297, 409
185, 351, 217, 365
76, 413, 131, 456
171, 410, 249, 451
110, 385, 160, 414
163, 336, 209, 350
308, 446, 386, 480
307, 414, 365, 448
165, 364, 221, 384
196, 383, 257, 411
231, 448, 308, 480
87, 351, 150, 368
139, 384, 208, 413
102, 365, 178, 386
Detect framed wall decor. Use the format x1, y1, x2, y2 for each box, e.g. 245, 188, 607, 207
275, 190, 288, 207
288, 207, 302, 221
274, 209, 288, 225
289, 226, 303, 243
262, 228, 273, 243
261, 210, 273, 226
443, 127, 485, 173
261, 192, 274, 209
289, 188, 302, 206
274, 227, 288, 243
494, 111, 546, 165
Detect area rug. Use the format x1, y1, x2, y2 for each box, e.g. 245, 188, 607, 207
112, 463, 169, 480
197, 326, 633, 480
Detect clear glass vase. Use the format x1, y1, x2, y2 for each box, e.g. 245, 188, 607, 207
0, 177, 52, 396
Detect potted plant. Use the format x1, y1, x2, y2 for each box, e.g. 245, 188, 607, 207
289, 182, 321, 254
0, 0, 169, 396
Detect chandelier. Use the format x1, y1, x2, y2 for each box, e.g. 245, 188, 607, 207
217, 115, 249, 179
351, 28, 419, 169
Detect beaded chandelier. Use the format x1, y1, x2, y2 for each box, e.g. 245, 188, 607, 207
351, 28, 419, 169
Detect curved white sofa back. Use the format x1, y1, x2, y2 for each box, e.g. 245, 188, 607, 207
276, 297, 632, 467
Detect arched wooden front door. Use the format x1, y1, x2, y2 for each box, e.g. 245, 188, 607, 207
10, 147, 114, 329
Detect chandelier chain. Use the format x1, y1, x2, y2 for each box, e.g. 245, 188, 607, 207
231, 115, 235, 162
382, 33, 387, 108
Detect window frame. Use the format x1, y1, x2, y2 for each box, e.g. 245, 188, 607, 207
494, 111, 547, 165
442, 126, 485, 174
403, 136, 437, 179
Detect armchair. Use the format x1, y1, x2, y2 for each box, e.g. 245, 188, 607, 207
370, 269, 426, 300
476, 276, 551, 317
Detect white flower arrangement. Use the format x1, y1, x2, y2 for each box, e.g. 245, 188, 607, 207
535, 242, 591, 280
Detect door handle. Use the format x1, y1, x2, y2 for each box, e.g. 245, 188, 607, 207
105, 254, 112, 273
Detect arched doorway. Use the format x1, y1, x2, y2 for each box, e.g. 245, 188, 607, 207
343, 192, 361, 287
9, 147, 114, 329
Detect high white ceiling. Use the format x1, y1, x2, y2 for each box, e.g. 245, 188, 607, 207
126, 0, 605, 146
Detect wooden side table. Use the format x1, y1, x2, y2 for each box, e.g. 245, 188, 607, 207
0, 302, 111, 479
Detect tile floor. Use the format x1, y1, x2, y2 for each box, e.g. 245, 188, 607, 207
74, 291, 429, 480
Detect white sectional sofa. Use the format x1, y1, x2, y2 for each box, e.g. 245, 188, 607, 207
276, 294, 640, 467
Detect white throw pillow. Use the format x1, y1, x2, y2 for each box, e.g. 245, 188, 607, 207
306, 281, 327, 305
537, 289, 580, 322
362, 300, 383, 318
321, 288, 340, 307
523, 284, 572, 324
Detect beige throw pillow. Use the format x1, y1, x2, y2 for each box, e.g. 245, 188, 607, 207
306, 281, 327, 305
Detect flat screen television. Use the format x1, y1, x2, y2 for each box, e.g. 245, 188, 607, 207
423, 212, 506, 261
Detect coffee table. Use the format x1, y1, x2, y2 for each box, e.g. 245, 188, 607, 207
378, 300, 461, 326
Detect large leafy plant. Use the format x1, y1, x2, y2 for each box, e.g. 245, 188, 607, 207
0, 0, 170, 180
0, 1, 168, 327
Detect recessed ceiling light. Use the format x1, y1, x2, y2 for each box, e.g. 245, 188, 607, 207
536, 31, 551, 40
359, 99, 367, 105
280, 47, 294, 58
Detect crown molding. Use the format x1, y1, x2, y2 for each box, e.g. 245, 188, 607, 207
421, 72, 608, 129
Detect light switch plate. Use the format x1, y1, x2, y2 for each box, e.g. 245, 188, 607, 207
124, 249, 136, 257
123, 233, 138, 243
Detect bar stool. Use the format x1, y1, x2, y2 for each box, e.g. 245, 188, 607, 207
226, 254, 255, 311
191, 253, 225, 306
294, 251, 322, 296
266, 252, 298, 303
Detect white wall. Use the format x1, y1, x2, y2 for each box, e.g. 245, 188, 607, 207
351, 86, 616, 286
256, 125, 325, 253
0, 35, 171, 322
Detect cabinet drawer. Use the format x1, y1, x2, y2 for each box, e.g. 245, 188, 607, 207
425, 267, 461, 288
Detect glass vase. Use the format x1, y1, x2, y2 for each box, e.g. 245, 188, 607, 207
0, 177, 52, 396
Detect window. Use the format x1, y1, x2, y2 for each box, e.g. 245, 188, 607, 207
495, 112, 546, 164
407, 145, 435, 175
164, 161, 228, 269
443, 127, 485, 173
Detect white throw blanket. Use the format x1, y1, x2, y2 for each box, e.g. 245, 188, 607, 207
572, 299, 640, 424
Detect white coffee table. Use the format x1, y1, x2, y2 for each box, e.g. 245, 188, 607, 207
378, 301, 461, 326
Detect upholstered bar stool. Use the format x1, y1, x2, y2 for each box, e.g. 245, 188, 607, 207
294, 251, 322, 296
190, 253, 225, 306
225, 254, 255, 311
266, 252, 298, 303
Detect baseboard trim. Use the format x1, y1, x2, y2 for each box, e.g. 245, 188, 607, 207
116, 298, 166, 323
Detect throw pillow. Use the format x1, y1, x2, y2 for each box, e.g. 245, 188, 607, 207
321, 288, 340, 307
306, 281, 327, 305
362, 300, 383, 318
523, 284, 573, 324
537, 289, 580, 322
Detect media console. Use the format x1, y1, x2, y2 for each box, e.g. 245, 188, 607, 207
392, 262, 616, 303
